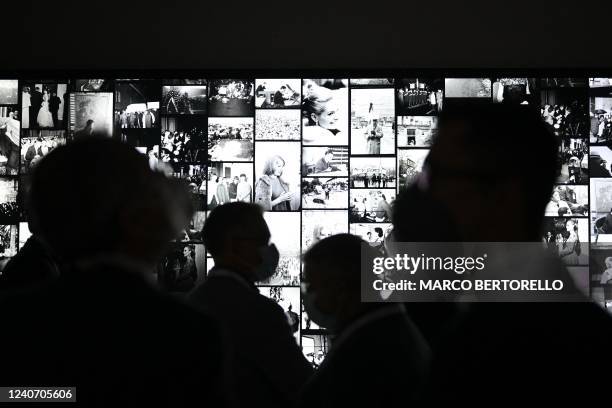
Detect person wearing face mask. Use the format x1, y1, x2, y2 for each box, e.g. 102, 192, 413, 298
299, 233, 431, 408
190, 202, 313, 408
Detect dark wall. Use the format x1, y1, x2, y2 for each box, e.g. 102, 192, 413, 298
8, 1, 611, 70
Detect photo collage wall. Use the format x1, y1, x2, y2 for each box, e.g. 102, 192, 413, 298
0, 74, 611, 367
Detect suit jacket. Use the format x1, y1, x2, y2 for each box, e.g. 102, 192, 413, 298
298, 307, 431, 408
0, 259, 229, 407
30, 90, 42, 108
0, 236, 59, 294
190, 268, 313, 408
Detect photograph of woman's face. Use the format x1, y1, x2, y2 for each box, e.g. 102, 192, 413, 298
312, 102, 338, 130
273, 158, 285, 176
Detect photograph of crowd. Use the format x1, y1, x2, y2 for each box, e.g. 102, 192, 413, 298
301, 334, 331, 369
349, 189, 395, 223
541, 87, 589, 138
398, 149, 429, 188
157, 243, 205, 293
350, 88, 395, 155
255, 141, 301, 211
492, 78, 539, 106
161, 116, 207, 166
590, 97, 612, 143
207, 162, 253, 208
541, 78, 587, 88
115, 80, 160, 129
351, 78, 394, 87
590, 146, 612, 177
0, 178, 18, 223
21, 82, 68, 129
350, 156, 396, 188
302, 177, 348, 209
74, 79, 112, 92
255, 109, 301, 140
208, 79, 254, 116
397, 116, 437, 147
396, 78, 443, 115
20, 130, 65, 174
70, 92, 114, 139
542, 218, 589, 265
255, 79, 300, 108
207, 117, 253, 162
259, 212, 300, 286
0, 107, 19, 176
0, 80, 18, 105
301, 210, 348, 251
350, 223, 393, 256
302, 147, 348, 177
445, 78, 491, 98
558, 138, 587, 183
302, 79, 348, 145
258, 286, 301, 342
161, 85, 207, 115
545, 185, 588, 216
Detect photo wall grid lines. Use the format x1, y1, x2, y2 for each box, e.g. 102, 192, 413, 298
2, 72, 612, 367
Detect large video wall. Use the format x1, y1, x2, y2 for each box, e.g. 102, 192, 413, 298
0, 74, 611, 367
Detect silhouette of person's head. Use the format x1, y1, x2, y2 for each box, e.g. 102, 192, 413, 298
302, 233, 380, 333
413, 103, 557, 241
29, 138, 191, 269
202, 202, 278, 282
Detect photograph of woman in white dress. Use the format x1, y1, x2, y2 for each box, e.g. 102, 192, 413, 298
302, 79, 348, 145
36, 89, 55, 128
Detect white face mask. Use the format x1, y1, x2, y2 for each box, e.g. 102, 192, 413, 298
302, 291, 338, 332
253, 243, 279, 282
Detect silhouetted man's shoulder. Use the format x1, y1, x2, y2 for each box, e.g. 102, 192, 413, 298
0, 236, 59, 292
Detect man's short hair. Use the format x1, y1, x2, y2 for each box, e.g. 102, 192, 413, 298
202, 202, 269, 258
324, 149, 334, 156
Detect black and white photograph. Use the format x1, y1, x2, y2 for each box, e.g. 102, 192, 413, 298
301, 334, 331, 369
74, 79, 112, 92
207, 162, 254, 208
492, 78, 539, 106
302, 146, 348, 177
302, 79, 348, 145
558, 138, 588, 183
589, 246, 612, 291
541, 87, 589, 138
115, 80, 160, 129
122, 129, 159, 151
259, 212, 301, 286
350, 223, 393, 256
172, 164, 207, 196
590, 78, 612, 97
163, 79, 207, 85
0, 178, 18, 223
254, 141, 301, 211
207, 117, 253, 162
255, 79, 301, 108
350, 78, 394, 87
208, 79, 254, 116
398, 149, 429, 188
301, 303, 321, 331
158, 243, 206, 293
0, 80, 18, 105
301, 210, 348, 251
545, 185, 588, 217
161, 85, 208, 115
541, 218, 588, 265
161, 116, 207, 165
255, 109, 301, 140
590, 97, 612, 143
397, 116, 437, 147
19, 222, 31, 250
20, 130, 65, 174
302, 177, 348, 209
21, 82, 68, 129
258, 286, 301, 342
350, 88, 395, 155
590, 146, 612, 177
396, 78, 443, 115
445, 78, 491, 98
541, 78, 587, 88
176, 210, 205, 244
350, 156, 396, 188
0, 224, 17, 258
0, 107, 19, 176
591, 180, 612, 242
70, 92, 114, 139
349, 189, 395, 223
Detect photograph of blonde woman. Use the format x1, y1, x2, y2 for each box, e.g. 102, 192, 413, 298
254, 141, 301, 211
302, 79, 348, 145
